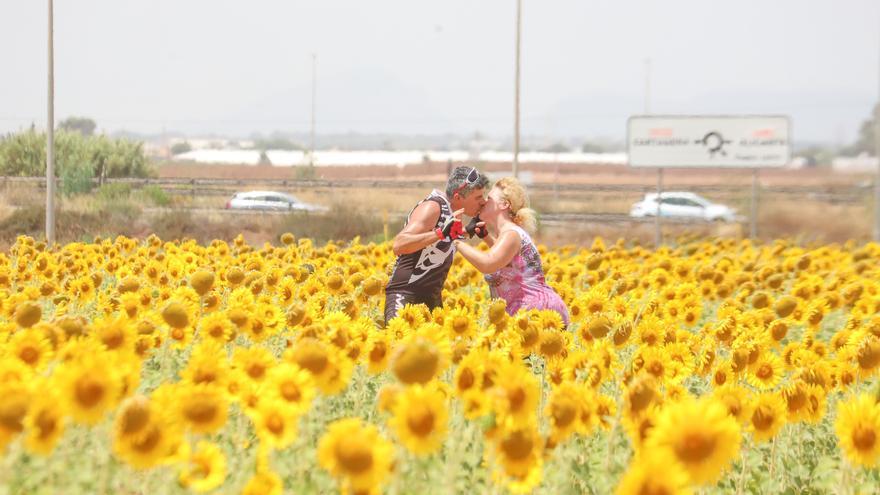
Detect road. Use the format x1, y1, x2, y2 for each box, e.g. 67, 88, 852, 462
142, 207, 737, 226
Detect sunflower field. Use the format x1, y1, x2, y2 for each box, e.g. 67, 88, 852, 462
2, 232, 880, 494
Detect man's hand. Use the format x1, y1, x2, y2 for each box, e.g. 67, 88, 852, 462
436, 209, 466, 241
465, 216, 488, 239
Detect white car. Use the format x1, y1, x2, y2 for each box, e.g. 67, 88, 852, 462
226, 191, 327, 212
629, 192, 736, 222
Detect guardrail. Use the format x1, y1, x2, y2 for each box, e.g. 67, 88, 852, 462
138, 206, 727, 225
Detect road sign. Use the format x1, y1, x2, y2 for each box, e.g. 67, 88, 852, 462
627, 115, 791, 168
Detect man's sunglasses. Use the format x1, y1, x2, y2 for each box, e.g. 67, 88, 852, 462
453, 167, 480, 196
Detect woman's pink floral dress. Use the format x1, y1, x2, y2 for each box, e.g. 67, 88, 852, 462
484, 225, 570, 326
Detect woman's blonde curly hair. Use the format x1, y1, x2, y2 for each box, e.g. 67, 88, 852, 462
493, 177, 537, 233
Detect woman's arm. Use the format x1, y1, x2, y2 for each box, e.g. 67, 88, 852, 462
482, 230, 498, 248
453, 230, 520, 274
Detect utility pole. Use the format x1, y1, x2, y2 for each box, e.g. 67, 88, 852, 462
512, 0, 521, 178
875, 16, 880, 241
46, 0, 56, 244
310, 53, 316, 169
645, 58, 662, 247
644, 58, 651, 114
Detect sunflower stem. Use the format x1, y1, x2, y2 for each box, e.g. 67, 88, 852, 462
735, 443, 749, 495
768, 435, 777, 491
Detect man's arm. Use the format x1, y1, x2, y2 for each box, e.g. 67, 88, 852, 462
392, 200, 442, 256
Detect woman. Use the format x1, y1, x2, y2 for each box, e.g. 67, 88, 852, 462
453, 177, 570, 326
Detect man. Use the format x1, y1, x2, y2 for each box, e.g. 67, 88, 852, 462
384, 166, 489, 324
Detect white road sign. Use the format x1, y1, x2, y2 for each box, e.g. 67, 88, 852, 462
627, 115, 791, 168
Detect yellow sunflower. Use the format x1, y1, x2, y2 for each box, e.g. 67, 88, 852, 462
286, 337, 354, 395
181, 341, 231, 388
198, 311, 234, 344
389, 383, 449, 456
645, 396, 741, 484
233, 346, 276, 384
113, 392, 182, 469
391, 303, 427, 330
491, 423, 543, 485
178, 441, 227, 493
835, 393, 880, 467
615, 452, 692, 495
56, 353, 120, 425
390, 334, 449, 386
22, 386, 64, 456
749, 392, 787, 443
545, 382, 583, 443
713, 384, 752, 425
746, 351, 784, 390
444, 306, 477, 340
364, 330, 391, 374
491, 362, 540, 427
264, 362, 315, 415
241, 469, 283, 495
250, 398, 298, 449
175, 383, 229, 434
7, 327, 53, 371
317, 417, 394, 493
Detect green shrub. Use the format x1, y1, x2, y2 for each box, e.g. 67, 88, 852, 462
139, 185, 171, 206
96, 182, 132, 202
59, 162, 95, 197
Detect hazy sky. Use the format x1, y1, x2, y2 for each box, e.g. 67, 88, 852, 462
2, 0, 878, 143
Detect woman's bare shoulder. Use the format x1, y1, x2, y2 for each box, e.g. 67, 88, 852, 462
497, 226, 523, 241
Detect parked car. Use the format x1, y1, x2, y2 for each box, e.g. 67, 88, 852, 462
629, 192, 737, 222
226, 191, 327, 212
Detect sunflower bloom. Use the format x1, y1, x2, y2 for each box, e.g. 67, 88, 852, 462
491, 424, 543, 492
22, 388, 65, 456
56, 354, 120, 425
318, 417, 394, 493
178, 441, 227, 493
749, 392, 787, 443
176, 383, 229, 434
645, 396, 741, 484
615, 453, 692, 495
835, 393, 880, 467
746, 352, 784, 390
389, 383, 449, 456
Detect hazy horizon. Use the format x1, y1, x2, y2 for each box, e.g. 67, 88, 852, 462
2, 0, 879, 145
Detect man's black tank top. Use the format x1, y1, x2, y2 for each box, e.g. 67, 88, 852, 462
385, 190, 456, 296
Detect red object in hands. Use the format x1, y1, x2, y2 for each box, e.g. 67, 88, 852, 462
449, 221, 464, 240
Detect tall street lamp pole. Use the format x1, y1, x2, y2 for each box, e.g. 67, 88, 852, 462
513, 0, 521, 178
46, 0, 56, 244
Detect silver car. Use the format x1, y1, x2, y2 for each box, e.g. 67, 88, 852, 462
226, 191, 327, 212
629, 192, 737, 222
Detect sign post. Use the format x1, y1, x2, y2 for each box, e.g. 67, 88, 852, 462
627, 115, 791, 243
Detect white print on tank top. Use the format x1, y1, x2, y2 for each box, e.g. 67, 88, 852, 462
408, 241, 453, 283
393, 293, 406, 312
